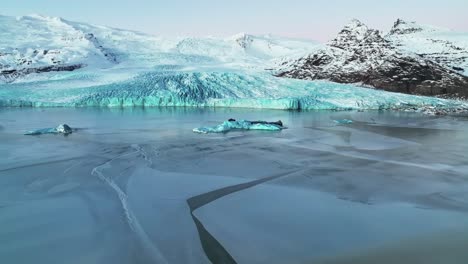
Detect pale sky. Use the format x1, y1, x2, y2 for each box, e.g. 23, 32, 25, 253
2, 0, 468, 42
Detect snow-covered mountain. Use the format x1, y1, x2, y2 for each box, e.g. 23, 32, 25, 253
0, 14, 317, 83
0, 15, 118, 75
387, 19, 468, 73
0, 14, 467, 111
277, 19, 468, 97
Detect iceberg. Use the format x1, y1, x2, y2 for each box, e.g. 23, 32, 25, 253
24, 124, 73, 135
333, 119, 353, 125
193, 120, 283, 134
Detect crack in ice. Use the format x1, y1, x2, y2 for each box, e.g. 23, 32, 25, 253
91, 150, 168, 264
187, 169, 302, 264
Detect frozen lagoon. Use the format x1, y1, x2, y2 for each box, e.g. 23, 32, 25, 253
1, 107, 468, 264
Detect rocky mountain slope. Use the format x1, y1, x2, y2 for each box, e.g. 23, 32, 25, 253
276, 19, 468, 97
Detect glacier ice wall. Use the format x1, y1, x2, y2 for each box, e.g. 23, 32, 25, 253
0, 69, 466, 110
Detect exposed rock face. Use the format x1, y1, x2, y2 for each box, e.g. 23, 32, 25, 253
0, 64, 84, 83
389, 19, 424, 35
329, 19, 392, 51
84, 33, 119, 63
277, 20, 468, 97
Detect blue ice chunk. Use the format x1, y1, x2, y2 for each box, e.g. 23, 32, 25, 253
333, 119, 353, 125
24, 124, 73, 135
193, 120, 283, 134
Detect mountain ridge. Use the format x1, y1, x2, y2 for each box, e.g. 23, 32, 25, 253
276, 19, 468, 97
0, 14, 318, 82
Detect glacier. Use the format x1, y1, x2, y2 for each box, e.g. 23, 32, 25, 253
1, 69, 466, 110
1, 14, 468, 111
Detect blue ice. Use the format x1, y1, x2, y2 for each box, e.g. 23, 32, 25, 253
24, 124, 73, 135
193, 120, 283, 134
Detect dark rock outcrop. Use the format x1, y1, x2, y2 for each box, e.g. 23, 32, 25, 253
389, 19, 424, 35
277, 20, 468, 97
1, 64, 84, 83
84, 33, 119, 63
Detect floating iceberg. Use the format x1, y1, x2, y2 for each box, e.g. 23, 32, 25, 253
333, 119, 353, 125
24, 124, 73, 135
193, 120, 283, 134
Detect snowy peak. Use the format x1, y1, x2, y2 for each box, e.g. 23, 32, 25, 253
228, 32, 318, 58
340, 19, 369, 34
329, 19, 369, 48
386, 19, 468, 74
277, 19, 468, 97
387, 19, 446, 36
389, 19, 424, 35
329, 19, 389, 51
18, 14, 65, 23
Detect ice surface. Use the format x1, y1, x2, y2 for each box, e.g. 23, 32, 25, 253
1, 108, 468, 264
193, 120, 282, 134
195, 183, 468, 264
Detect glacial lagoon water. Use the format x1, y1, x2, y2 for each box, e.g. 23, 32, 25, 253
1, 107, 468, 264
